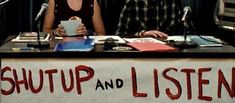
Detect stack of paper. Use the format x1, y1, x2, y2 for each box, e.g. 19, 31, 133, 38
11, 32, 50, 43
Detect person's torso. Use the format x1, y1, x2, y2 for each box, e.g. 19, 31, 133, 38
54, 0, 94, 30
128, 0, 182, 34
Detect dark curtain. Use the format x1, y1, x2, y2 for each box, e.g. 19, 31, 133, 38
0, 6, 6, 45
4, 0, 29, 34
1, 0, 45, 34
0, 0, 31, 45
192, 0, 217, 34
98, 0, 126, 35
181, 0, 217, 34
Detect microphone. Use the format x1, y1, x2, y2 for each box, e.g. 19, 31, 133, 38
35, 3, 48, 21
181, 6, 192, 22
174, 6, 197, 48
28, 3, 50, 49
0, 0, 9, 5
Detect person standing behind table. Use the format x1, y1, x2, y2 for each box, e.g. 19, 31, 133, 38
43, 0, 106, 36
116, 0, 183, 38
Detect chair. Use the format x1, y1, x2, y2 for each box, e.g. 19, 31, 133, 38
213, 0, 235, 46
214, 0, 235, 31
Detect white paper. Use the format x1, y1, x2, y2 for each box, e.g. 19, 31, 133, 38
123, 37, 166, 44
166, 35, 191, 42
61, 20, 81, 36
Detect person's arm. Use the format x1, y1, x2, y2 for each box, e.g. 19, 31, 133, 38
43, 0, 55, 34
92, 0, 106, 35
116, 0, 168, 38
115, 1, 130, 37
139, 30, 168, 38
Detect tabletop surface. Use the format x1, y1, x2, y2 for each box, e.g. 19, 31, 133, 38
1, 36, 235, 58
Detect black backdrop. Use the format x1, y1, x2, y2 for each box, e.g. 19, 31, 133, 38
0, 0, 45, 45
0, 0, 233, 45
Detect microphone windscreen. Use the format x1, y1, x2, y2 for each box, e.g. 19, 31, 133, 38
184, 6, 191, 13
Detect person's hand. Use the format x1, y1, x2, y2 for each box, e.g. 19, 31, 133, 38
54, 24, 66, 36
140, 30, 168, 38
54, 23, 87, 36
76, 23, 88, 36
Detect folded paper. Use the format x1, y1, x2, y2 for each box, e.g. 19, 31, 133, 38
61, 20, 81, 36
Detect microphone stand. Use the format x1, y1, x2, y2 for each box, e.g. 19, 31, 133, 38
27, 16, 50, 49
174, 16, 197, 48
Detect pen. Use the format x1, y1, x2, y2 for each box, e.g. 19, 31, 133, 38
12, 47, 34, 51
